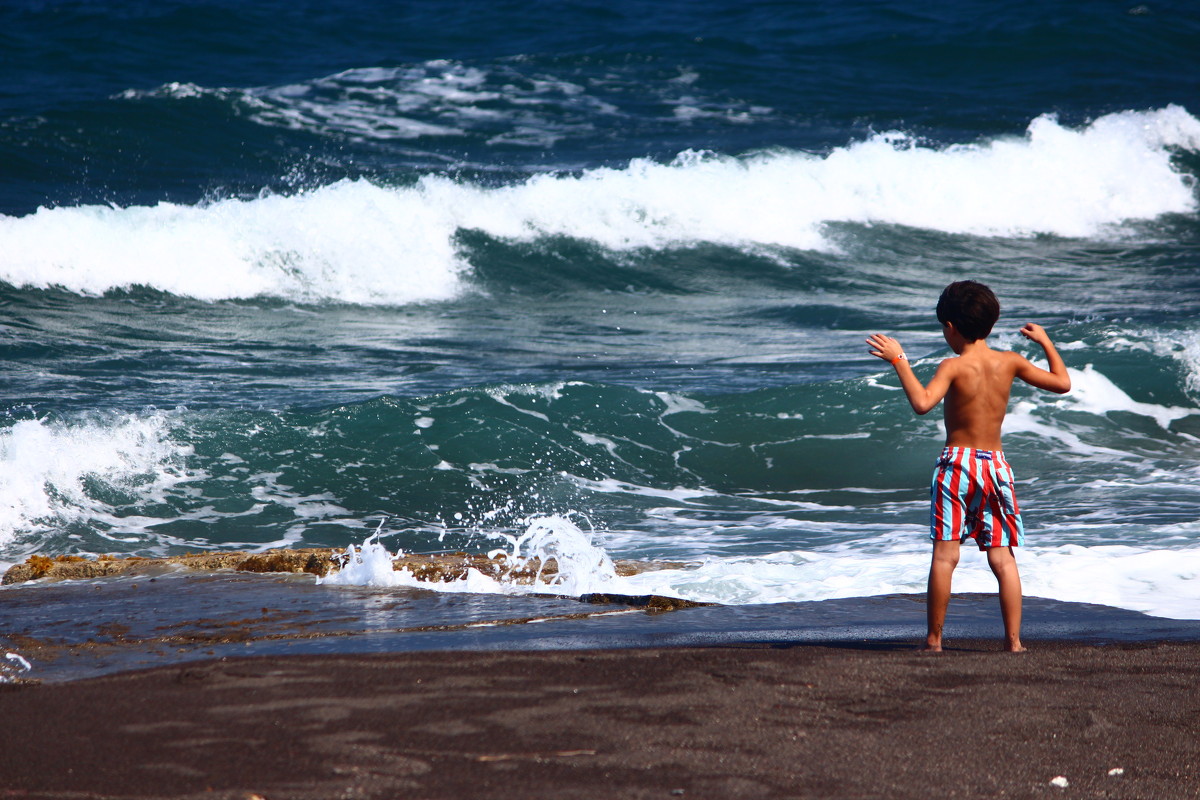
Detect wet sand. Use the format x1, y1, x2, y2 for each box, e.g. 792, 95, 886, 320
2, 640, 1198, 799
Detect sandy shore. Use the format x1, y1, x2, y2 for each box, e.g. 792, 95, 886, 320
1, 640, 1198, 799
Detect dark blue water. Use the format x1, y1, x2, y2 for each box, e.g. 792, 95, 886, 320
4, 1, 1195, 214
2, 1, 1199, 632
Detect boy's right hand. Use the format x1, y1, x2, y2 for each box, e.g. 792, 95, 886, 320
866, 333, 905, 363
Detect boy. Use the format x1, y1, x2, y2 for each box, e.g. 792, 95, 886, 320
866, 280, 1070, 652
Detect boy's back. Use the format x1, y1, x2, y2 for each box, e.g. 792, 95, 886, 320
865, 280, 1070, 652
933, 331, 1068, 449
937, 344, 1016, 450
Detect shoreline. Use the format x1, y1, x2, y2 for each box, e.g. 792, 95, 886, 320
4, 570, 1200, 684
3, 572, 1199, 797
2, 641, 1198, 798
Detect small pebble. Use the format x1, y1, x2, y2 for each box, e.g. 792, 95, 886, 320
1050, 776, 1069, 788
1108, 767, 1125, 777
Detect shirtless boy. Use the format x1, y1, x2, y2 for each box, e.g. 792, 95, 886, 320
866, 280, 1070, 652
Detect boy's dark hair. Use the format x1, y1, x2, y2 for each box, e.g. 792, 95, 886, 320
936, 280, 999, 341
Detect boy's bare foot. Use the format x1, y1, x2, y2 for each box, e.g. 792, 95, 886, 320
922, 638, 943, 652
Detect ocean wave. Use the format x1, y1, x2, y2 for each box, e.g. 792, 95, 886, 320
0, 412, 195, 548
0, 181, 468, 304
3, 353, 1199, 564
0, 107, 1196, 304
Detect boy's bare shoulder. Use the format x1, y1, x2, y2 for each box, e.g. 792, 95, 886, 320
934, 354, 962, 370
998, 348, 1035, 370
1000, 348, 1027, 359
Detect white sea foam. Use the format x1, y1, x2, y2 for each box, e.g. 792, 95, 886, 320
1, 107, 1196, 304
324, 515, 1200, 620
1053, 365, 1195, 429
608, 540, 1200, 621
650, 390, 712, 416
0, 413, 195, 546
1005, 364, 1197, 436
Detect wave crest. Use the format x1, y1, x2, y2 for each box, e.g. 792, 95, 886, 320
1, 106, 1196, 304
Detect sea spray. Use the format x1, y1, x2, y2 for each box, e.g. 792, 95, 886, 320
320, 514, 630, 596
493, 514, 621, 596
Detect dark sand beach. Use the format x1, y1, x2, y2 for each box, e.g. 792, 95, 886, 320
3, 575, 1200, 798
2, 640, 1199, 799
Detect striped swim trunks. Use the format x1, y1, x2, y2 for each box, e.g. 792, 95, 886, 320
930, 447, 1024, 549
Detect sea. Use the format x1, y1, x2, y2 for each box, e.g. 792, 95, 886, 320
3, 0, 1200, 681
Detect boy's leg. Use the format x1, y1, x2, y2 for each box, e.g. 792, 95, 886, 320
925, 539, 961, 651
986, 545, 1025, 652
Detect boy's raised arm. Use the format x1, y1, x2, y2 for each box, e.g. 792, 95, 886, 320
1015, 323, 1071, 394
866, 333, 954, 415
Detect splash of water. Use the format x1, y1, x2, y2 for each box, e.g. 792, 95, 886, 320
319, 514, 628, 596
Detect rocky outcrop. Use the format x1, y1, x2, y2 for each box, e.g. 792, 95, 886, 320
1, 549, 673, 586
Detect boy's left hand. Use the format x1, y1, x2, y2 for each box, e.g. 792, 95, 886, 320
866, 333, 904, 363
1019, 323, 1051, 346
